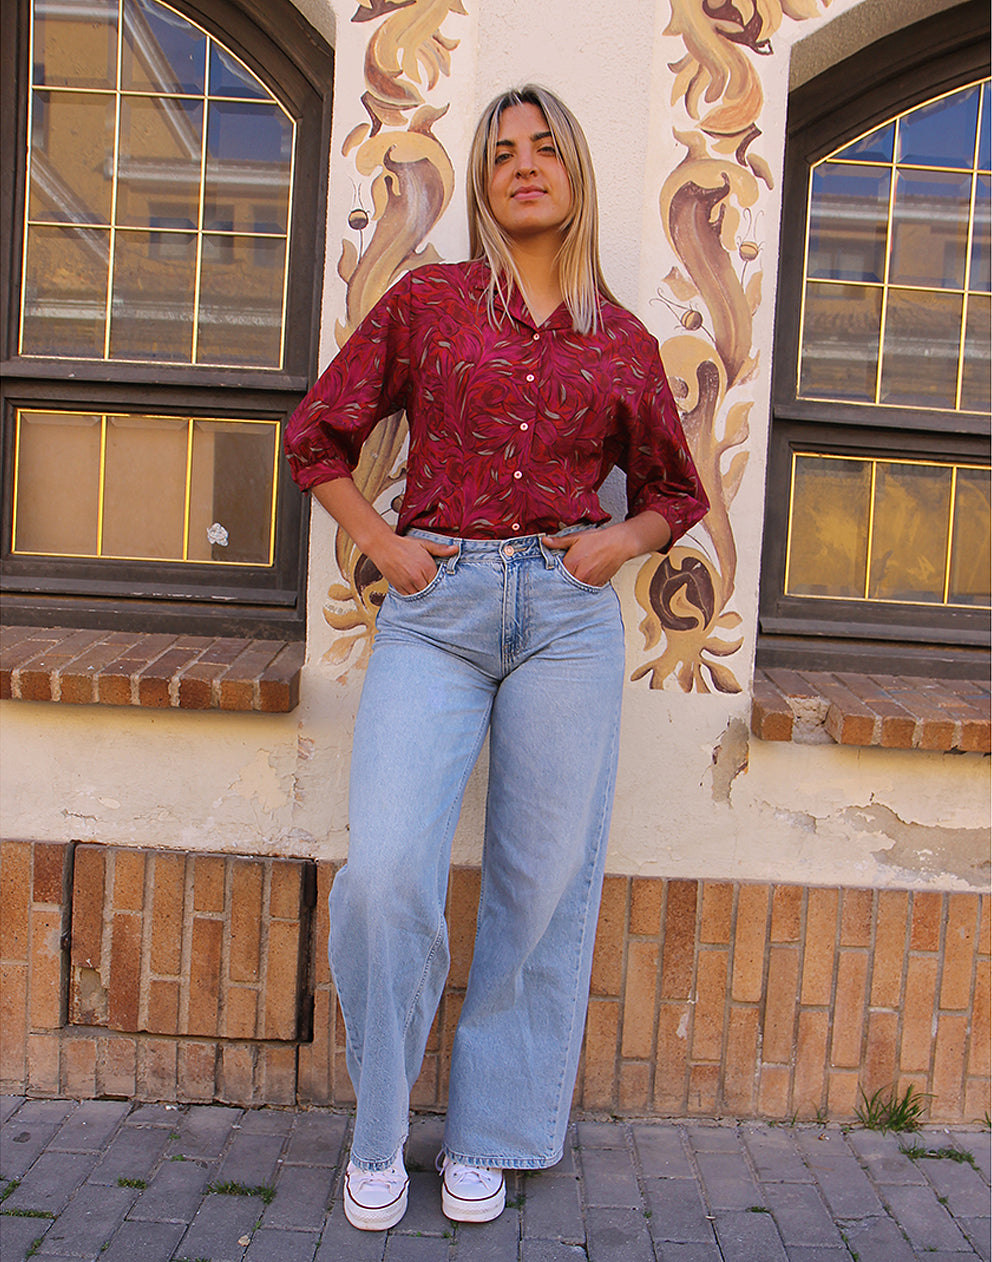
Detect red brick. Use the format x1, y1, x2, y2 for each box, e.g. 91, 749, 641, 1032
687, 1063, 720, 1115
840, 889, 873, 947
940, 894, 978, 1010
108, 912, 142, 1031
27, 1031, 60, 1094
757, 1064, 791, 1118
620, 941, 658, 1058
618, 1060, 651, 1112
901, 957, 938, 1072
732, 884, 768, 1002
97, 1034, 136, 1097
33, 844, 68, 905
137, 648, 201, 707
312, 864, 335, 988
97, 661, 138, 705
700, 883, 733, 944
150, 852, 186, 976
29, 909, 64, 1029
63, 1037, 97, 1097
112, 849, 146, 912
70, 846, 106, 971
582, 998, 619, 1109
770, 885, 802, 943
692, 950, 728, 1061
629, 878, 664, 936
801, 888, 838, 1007
298, 988, 332, 1105
269, 859, 304, 920
218, 1043, 256, 1105
763, 946, 799, 1064
334, 1051, 356, 1104
830, 952, 868, 1069
219, 643, 280, 710
229, 861, 263, 984
17, 667, 55, 702
970, 960, 990, 1078
911, 891, 943, 951
224, 986, 259, 1040
980, 895, 991, 957
258, 643, 305, 712
871, 890, 909, 1006
863, 1009, 899, 1095
262, 919, 301, 1040
0, 962, 28, 1084
146, 980, 180, 1034
793, 1010, 829, 1118
139, 1039, 177, 1100
178, 1041, 217, 1102
176, 663, 216, 709
261, 1044, 297, 1105
827, 1069, 860, 1118
60, 642, 135, 704
447, 867, 480, 989
724, 1006, 760, 1114
750, 676, 793, 741
193, 855, 226, 912
963, 1077, 991, 1122
1, 841, 32, 960
591, 877, 627, 996
661, 881, 698, 999
188, 918, 223, 1036
931, 1013, 968, 1120
653, 1004, 689, 1113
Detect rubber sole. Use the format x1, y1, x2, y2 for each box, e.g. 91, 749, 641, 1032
343, 1176, 409, 1231
441, 1173, 506, 1223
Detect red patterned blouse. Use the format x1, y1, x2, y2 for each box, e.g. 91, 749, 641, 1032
285, 260, 708, 543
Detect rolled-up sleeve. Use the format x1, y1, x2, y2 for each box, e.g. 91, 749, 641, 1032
620, 351, 709, 547
284, 272, 413, 492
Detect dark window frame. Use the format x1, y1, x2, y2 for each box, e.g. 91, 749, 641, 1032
0, 0, 333, 639
758, 1, 991, 677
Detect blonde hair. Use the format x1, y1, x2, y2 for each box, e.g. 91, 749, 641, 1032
467, 85, 617, 335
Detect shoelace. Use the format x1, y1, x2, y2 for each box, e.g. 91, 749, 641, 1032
352, 1164, 404, 1193
438, 1155, 501, 1190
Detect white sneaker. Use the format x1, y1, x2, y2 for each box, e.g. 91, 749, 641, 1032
343, 1149, 408, 1230
438, 1153, 506, 1222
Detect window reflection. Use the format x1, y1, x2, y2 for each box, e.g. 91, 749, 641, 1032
22, 0, 295, 368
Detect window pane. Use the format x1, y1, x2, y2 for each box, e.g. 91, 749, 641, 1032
203, 101, 292, 235
121, 0, 206, 95
29, 91, 115, 225
832, 123, 894, 164
980, 83, 991, 172
33, 0, 118, 89
102, 415, 188, 559
21, 224, 109, 357
787, 457, 870, 598
879, 289, 962, 408
197, 235, 286, 367
808, 164, 890, 282
896, 85, 980, 169
188, 422, 277, 563
970, 175, 990, 293
13, 411, 101, 555
949, 468, 992, 606
800, 283, 881, 401
961, 295, 991, 413
868, 463, 950, 603
888, 170, 972, 290
116, 97, 204, 229
109, 230, 196, 361
209, 44, 270, 100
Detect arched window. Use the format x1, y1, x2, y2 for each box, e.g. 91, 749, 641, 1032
1, 0, 333, 638
759, 3, 990, 676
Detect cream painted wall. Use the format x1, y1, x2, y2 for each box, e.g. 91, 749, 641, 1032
1, 0, 987, 892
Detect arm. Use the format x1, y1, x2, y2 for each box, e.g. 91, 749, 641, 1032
311, 477, 456, 595
542, 510, 671, 587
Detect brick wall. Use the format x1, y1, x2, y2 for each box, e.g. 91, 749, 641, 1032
1, 840, 988, 1123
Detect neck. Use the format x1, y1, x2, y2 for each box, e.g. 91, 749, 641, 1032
508, 233, 564, 325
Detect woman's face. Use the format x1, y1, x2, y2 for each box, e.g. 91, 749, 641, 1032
487, 102, 573, 243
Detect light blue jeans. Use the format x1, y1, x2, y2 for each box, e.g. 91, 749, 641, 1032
330, 531, 625, 1171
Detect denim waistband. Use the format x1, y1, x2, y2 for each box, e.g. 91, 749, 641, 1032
406, 524, 593, 570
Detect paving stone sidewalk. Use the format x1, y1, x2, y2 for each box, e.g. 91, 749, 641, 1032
1, 1096, 988, 1262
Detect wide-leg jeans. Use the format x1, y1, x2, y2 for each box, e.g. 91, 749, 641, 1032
329, 531, 625, 1171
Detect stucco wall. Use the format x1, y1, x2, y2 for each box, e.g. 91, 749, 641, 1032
1, 0, 987, 893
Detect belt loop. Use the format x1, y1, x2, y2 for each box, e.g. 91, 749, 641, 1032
444, 541, 461, 574
539, 536, 556, 569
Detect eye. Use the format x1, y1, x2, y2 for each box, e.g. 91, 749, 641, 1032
493, 152, 511, 165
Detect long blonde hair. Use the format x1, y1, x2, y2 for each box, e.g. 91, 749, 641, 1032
467, 85, 617, 335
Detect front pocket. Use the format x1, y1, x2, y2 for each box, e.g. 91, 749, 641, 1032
554, 555, 609, 593
388, 564, 445, 600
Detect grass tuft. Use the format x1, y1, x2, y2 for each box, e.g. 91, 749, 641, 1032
206, 1179, 276, 1205
117, 1176, 147, 1189
1, 1207, 56, 1219
900, 1142, 978, 1168
854, 1083, 928, 1133
0, 1179, 21, 1204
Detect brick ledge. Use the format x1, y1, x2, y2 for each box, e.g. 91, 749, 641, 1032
0, 625, 304, 712
751, 668, 990, 752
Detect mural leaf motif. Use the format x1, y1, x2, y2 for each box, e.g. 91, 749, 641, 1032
634, 0, 830, 691
322, 0, 465, 676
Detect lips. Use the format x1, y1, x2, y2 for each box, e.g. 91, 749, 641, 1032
511, 186, 545, 200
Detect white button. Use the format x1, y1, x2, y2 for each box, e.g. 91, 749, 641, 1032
513, 470, 522, 479
532, 333, 540, 341
525, 374, 535, 382
511, 522, 521, 532
519, 423, 528, 431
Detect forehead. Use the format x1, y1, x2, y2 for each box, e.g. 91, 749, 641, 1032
495, 101, 550, 144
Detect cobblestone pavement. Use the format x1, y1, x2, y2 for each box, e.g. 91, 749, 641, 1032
1, 1097, 989, 1261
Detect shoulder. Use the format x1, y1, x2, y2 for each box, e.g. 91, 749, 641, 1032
595, 296, 662, 362
404, 259, 489, 303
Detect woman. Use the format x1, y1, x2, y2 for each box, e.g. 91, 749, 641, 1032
285, 85, 707, 1231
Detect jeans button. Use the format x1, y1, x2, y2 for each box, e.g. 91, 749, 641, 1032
502, 544, 515, 558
